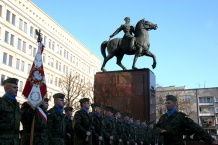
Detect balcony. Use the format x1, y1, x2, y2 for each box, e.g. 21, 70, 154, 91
199, 113, 215, 116
199, 102, 214, 106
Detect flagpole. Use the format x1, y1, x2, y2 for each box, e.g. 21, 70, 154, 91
29, 29, 42, 145
30, 114, 35, 145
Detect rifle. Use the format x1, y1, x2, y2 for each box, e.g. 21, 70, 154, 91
86, 113, 93, 145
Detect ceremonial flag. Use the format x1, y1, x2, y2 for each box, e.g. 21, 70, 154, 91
22, 41, 47, 108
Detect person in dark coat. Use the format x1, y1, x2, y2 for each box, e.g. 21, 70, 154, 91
64, 106, 74, 145
155, 95, 214, 145
72, 98, 92, 145
0, 78, 21, 145
47, 93, 66, 145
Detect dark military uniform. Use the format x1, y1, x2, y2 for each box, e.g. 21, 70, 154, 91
155, 95, 214, 145
73, 98, 92, 145
0, 94, 21, 145
20, 102, 48, 145
102, 116, 115, 145
64, 107, 74, 145
47, 105, 66, 145
114, 118, 124, 145
0, 78, 21, 145
91, 112, 103, 145
73, 108, 92, 145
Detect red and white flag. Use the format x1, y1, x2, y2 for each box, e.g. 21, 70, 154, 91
22, 42, 47, 108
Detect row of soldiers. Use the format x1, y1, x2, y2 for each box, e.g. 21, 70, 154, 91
0, 78, 161, 145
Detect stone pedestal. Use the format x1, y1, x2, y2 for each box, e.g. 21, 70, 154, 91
94, 69, 156, 122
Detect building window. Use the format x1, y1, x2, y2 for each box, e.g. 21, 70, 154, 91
22, 41, 26, 52
24, 22, 27, 33
4, 31, 9, 43
19, 81, 23, 91
17, 38, 21, 50
44, 36, 46, 45
215, 107, 218, 113
59, 63, 61, 71
63, 65, 65, 73
30, 26, 33, 37
215, 98, 218, 102
52, 42, 55, 50
50, 75, 53, 84
199, 107, 214, 114
16, 58, 20, 70
66, 66, 68, 74
1, 74, 5, 84
55, 77, 57, 86
6, 10, 10, 22
48, 56, 50, 65
0, 5, 2, 17
8, 55, 13, 66
33, 47, 37, 57
21, 61, 24, 71
60, 47, 62, 55
56, 61, 58, 69
58, 78, 61, 87
27, 64, 31, 73
34, 29, 37, 39
11, 14, 16, 25
28, 45, 32, 56
19, 19, 23, 30
49, 40, 51, 48
180, 96, 191, 102
42, 53, 46, 63
51, 58, 54, 67
56, 44, 59, 53
199, 97, 214, 103
10, 34, 14, 46
2, 52, 7, 64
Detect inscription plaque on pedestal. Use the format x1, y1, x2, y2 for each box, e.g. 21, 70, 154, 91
94, 69, 156, 122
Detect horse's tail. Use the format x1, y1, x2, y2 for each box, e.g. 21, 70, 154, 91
101, 41, 108, 58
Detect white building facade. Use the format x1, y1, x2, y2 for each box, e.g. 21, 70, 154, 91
0, 0, 101, 105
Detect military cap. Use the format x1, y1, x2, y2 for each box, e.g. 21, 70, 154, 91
124, 17, 130, 20
114, 109, 121, 114
104, 106, 114, 113
79, 98, 90, 104
91, 103, 101, 108
2, 78, 19, 85
166, 95, 177, 102
53, 93, 65, 99
147, 120, 155, 125
122, 112, 130, 117
134, 117, 140, 121
64, 106, 73, 111
44, 98, 49, 102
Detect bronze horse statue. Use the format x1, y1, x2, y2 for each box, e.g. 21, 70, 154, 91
101, 19, 158, 72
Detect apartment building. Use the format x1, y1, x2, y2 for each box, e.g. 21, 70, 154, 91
0, 0, 101, 106
156, 86, 218, 135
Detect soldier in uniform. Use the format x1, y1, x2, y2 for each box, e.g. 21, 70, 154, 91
114, 109, 124, 145
155, 95, 214, 145
20, 98, 49, 145
64, 106, 74, 145
90, 103, 103, 145
134, 118, 144, 145
72, 98, 92, 145
0, 78, 21, 145
47, 93, 66, 145
102, 106, 115, 145
109, 17, 135, 51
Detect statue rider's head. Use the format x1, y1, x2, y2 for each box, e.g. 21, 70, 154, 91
124, 17, 130, 24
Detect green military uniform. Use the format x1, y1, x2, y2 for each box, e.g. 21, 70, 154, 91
0, 78, 21, 145
90, 103, 103, 145
114, 117, 124, 145
102, 107, 116, 145
64, 107, 74, 145
47, 93, 66, 145
155, 95, 214, 145
20, 102, 48, 145
72, 98, 92, 145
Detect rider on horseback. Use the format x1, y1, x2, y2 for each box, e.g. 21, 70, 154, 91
109, 17, 135, 51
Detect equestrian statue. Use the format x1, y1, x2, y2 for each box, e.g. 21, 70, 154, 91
101, 17, 158, 72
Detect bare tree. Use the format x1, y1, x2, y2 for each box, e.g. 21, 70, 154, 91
60, 73, 94, 112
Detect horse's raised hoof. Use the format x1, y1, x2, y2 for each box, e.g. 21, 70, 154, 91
152, 63, 156, 69
101, 68, 107, 72
132, 66, 138, 70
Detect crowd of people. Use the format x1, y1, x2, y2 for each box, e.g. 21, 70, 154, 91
0, 78, 215, 145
